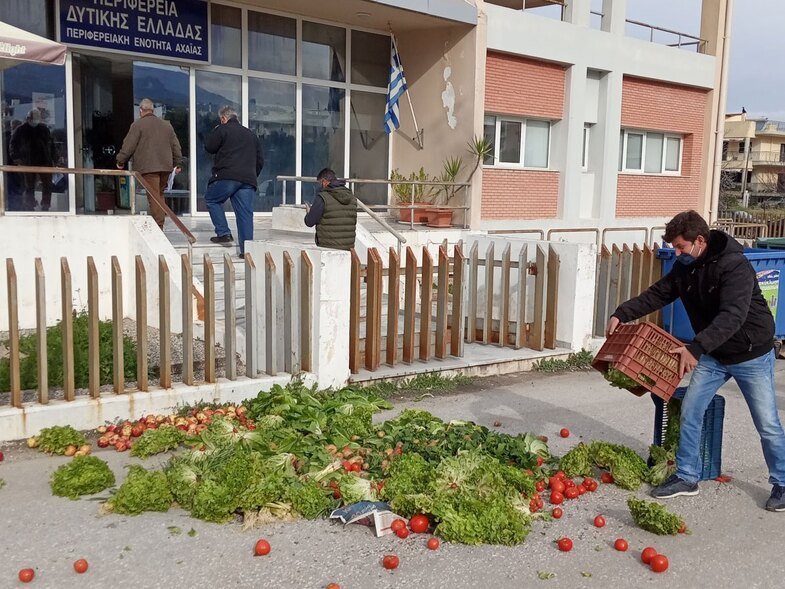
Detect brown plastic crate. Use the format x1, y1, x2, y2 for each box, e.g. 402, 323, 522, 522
592, 321, 683, 402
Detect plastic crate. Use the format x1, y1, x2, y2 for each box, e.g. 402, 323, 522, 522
592, 321, 683, 402
651, 387, 725, 481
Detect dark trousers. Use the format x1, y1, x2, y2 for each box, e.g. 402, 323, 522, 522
22, 172, 53, 210
141, 172, 170, 229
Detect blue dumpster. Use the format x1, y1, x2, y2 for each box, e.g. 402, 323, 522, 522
657, 247, 785, 342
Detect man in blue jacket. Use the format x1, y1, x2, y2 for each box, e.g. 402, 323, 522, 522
204, 106, 264, 258
607, 210, 785, 512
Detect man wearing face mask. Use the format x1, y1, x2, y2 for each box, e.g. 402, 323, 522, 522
9, 108, 56, 211
606, 210, 785, 512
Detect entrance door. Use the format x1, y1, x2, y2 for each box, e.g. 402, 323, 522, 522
73, 54, 190, 215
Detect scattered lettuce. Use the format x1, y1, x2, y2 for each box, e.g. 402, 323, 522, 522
130, 426, 185, 458
627, 497, 683, 535
36, 426, 87, 455
107, 465, 172, 515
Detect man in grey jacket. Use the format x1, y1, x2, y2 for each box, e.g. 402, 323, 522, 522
116, 98, 183, 229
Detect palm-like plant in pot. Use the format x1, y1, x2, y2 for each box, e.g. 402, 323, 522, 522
390, 166, 436, 223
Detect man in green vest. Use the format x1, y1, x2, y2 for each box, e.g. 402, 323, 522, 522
304, 168, 357, 251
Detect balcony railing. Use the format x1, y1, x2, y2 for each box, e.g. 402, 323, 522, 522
625, 19, 706, 53
751, 151, 785, 165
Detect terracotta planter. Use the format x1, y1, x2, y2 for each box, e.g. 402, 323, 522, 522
399, 202, 431, 224
426, 207, 453, 228
95, 191, 115, 212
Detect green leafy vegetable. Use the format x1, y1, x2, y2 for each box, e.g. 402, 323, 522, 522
130, 426, 185, 458
627, 496, 683, 535
559, 442, 592, 478
381, 453, 434, 501
36, 425, 87, 455
107, 465, 172, 515
285, 480, 333, 519
51, 455, 115, 499
0, 479, 5, 491
590, 442, 648, 490
604, 367, 641, 391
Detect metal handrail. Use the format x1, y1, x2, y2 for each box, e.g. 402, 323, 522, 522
356, 199, 407, 258
625, 18, 707, 52
276, 175, 471, 232
0, 165, 196, 245
546, 227, 601, 251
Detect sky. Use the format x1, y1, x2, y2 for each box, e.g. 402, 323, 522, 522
621, 0, 785, 121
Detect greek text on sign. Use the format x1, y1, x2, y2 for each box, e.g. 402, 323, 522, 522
60, 0, 208, 63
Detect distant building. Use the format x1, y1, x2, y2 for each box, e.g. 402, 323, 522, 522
723, 113, 785, 205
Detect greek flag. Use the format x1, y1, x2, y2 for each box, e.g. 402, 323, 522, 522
384, 38, 408, 134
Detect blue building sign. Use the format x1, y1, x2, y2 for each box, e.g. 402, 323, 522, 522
60, 0, 208, 62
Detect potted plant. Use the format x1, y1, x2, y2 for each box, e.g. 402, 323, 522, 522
425, 136, 494, 228
391, 167, 435, 223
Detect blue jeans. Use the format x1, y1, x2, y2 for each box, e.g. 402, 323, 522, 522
205, 179, 255, 253
676, 350, 785, 485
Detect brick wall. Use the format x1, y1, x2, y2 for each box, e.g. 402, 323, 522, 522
485, 52, 565, 120
617, 76, 708, 218
482, 53, 564, 219
481, 168, 559, 220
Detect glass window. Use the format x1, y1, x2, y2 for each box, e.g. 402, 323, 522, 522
2, 63, 68, 212
349, 91, 389, 205
350, 31, 389, 87
211, 4, 241, 68
195, 71, 241, 212
619, 130, 624, 171
499, 121, 521, 164
665, 137, 681, 171
248, 12, 296, 75
133, 62, 191, 212
524, 120, 550, 168
644, 132, 664, 173
248, 78, 296, 211
625, 133, 643, 170
302, 84, 345, 202
483, 116, 496, 165
302, 22, 346, 82
0, 0, 51, 38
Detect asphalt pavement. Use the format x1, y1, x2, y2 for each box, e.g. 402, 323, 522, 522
1, 363, 784, 589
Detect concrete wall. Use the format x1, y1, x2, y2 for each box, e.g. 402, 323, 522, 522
0, 216, 184, 332
245, 239, 350, 389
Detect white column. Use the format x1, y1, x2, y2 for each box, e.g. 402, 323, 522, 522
595, 70, 624, 222
565, 0, 591, 28
601, 0, 627, 34
557, 64, 589, 222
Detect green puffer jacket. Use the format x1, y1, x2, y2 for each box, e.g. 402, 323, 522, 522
315, 186, 357, 251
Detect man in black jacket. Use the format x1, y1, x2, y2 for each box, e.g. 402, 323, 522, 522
204, 106, 264, 257
607, 210, 785, 512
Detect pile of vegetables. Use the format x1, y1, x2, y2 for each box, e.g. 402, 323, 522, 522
627, 497, 685, 535
647, 397, 682, 486
50, 456, 115, 499
28, 426, 88, 456
42, 381, 685, 547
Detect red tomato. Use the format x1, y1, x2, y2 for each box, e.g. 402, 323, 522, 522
555, 470, 566, 480
550, 491, 564, 505
564, 479, 576, 489
0, 451, 4, 461
535, 481, 546, 493
390, 519, 407, 533
577, 484, 587, 495
650, 554, 669, 573
73, 559, 89, 574
593, 515, 606, 528
549, 479, 566, 494
326, 584, 341, 589
409, 514, 429, 534
601, 472, 615, 484
678, 522, 688, 534
427, 537, 440, 550
641, 547, 658, 565
582, 477, 595, 488
18, 569, 34, 583
551, 507, 563, 519
382, 555, 400, 570
395, 527, 409, 539
536, 456, 545, 467
614, 538, 629, 552
131, 425, 143, 437
254, 539, 271, 556
587, 480, 599, 492
559, 428, 570, 438
557, 537, 573, 552
564, 487, 579, 500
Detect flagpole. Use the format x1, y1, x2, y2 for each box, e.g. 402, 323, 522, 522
391, 32, 423, 149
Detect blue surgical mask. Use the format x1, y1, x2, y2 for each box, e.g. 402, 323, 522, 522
676, 243, 702, 266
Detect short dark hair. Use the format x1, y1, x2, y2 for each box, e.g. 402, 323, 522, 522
663, 210, 710, 243
317, 168, 336, 182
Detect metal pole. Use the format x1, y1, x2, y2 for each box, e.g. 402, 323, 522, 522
410, 182, 415, 230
